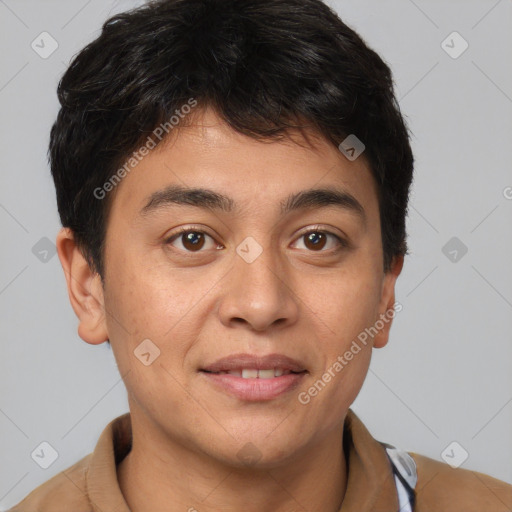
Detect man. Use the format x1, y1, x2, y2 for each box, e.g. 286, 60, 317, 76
9, 0, 512, 510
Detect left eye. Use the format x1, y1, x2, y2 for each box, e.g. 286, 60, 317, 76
165, 230, 221, 252
292, 230, 345, 252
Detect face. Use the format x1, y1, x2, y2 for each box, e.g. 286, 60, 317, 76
60, 108, 402, 468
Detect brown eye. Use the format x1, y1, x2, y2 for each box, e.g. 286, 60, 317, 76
181, 231, 205, 251
166, 230, 220, 253
303, 232, 327, 251
293, 230, 346, 252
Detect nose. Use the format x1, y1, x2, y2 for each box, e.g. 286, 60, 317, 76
217, 244, 300, 332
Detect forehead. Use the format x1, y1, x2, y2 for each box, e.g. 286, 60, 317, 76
109, 108, 380, 223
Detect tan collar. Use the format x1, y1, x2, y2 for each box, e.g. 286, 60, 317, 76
86, 409, 397, 512
340, 411, 398, 511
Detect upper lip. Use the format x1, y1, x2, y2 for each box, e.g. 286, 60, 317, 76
201, 353, 307, 373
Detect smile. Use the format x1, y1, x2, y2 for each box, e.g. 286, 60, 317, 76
199, 369, 307, 400
204, 368, 299, 378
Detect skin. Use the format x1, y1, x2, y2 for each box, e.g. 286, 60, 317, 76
57, 107, 403, 512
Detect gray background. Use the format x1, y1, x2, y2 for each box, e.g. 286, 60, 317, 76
1, 0, 511, 507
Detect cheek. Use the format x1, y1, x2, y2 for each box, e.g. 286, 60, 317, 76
103, 256, 212, 382
105, 254, 195, 337
293, 267, 380, 395
313, 268, 382, 343
304, 271, 380, 397
296, 341, 372, 444
104, 270, 194, 412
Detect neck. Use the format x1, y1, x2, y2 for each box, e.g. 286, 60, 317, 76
118, 407, 347, 512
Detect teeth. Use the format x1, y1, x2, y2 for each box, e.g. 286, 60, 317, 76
241, 369, 259, 379
258, 369, 275, 379
219, 368, 292, 378
212, 368, 295, 378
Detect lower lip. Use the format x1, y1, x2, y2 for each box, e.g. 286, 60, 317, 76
199, 371, 307, 401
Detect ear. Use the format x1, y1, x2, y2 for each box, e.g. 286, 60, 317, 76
56, 227, 109, 345
373, 254, 404, 349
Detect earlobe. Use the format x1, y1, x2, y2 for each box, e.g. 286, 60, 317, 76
56, 228, 109, 345
373, 254, 404, 349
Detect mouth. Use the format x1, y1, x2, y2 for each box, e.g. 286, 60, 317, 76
199, 353, 308, 401
201, 368, 305, 378
200, 352, 307, 374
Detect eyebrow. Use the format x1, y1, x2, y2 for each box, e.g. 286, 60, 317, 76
140, 184, 366, 224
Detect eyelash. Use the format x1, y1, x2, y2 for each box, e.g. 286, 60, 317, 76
163, 226, 348, 254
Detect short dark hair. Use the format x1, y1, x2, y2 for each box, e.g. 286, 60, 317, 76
50, 0, 414, 278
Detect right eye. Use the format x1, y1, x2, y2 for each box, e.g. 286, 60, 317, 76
164, 228, 223, 253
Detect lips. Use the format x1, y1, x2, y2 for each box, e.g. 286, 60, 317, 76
200, 353, 307, 375
199, 353, 308, 400
215, 368, 293, 378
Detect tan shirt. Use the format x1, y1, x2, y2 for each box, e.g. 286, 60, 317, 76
7, 410, 512, 511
